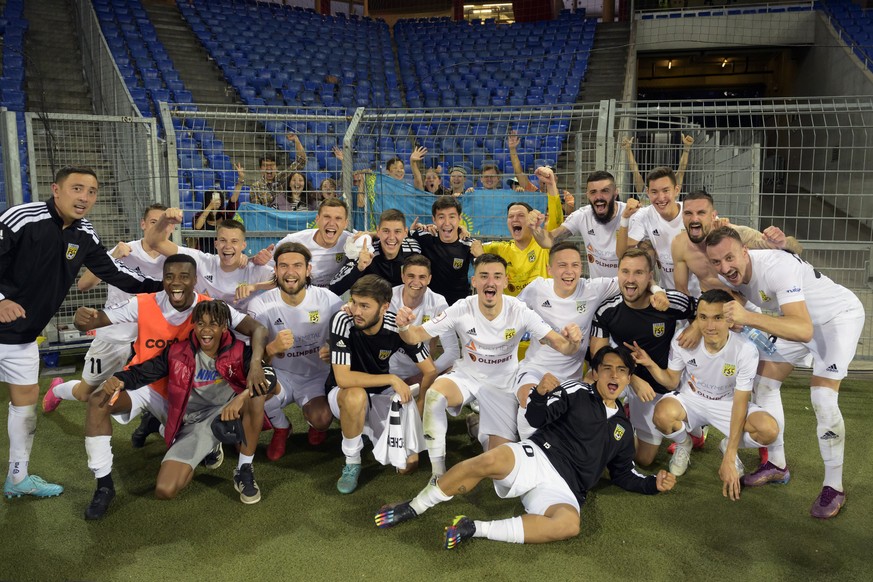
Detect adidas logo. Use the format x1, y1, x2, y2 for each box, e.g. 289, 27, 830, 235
466, 328, 477, 336
652, 229, 660, 237
687, 359, 697, 366
204, 274, 214, 282
274, 318, 284, 326
825, 364, 838, 373
587, 228, 595, 235
820, 431, 839, 440
541, 300, 552, 308
336, 340, 346, 348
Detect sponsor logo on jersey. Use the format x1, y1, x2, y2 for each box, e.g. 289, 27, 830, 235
587, 253, 595, 263
541, 300, 552, 308
652, 322, 665, 337
204, 274, 214, 282
465, 339, 477, 351
335, 253, 344, 263
504, 328, 516, 340
65, 243, 80, 260
308, 310, 320, 323
722, 363, 736, 377
452, 258, 464, 270
759, 290, 771, 302
274, 317, 284, 326
378, 349, 392, 360
469, 353, 477, 362
527, 252, 536, 263
431, 311, 448, 324
144, 338, 180, 349
576, 301, 587, 313
687, 358, 697, 367
613, 425, 625, 441
786, 286, 801, 294
466, 327, 477, 336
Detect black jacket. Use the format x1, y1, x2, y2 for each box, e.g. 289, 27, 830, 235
329, 237, 421, 295
0, 199, 163, 343
527, 380, 659, 506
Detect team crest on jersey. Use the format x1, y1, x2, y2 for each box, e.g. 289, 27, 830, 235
527, 252, 536, 263
431, 311, 447, 324
759, 290, 771, 302
504, 328, 516, 340
452, 258, 464, 270
576, 301, 587, 313
722, 363, 737, 377
335, 253, 344, 263
422, 315, 430, 323
308, 311, 320, 323
613, 425, 625, 441
652, 323, 665, 337
65, 243, 80, 260
378, 349, 392, 360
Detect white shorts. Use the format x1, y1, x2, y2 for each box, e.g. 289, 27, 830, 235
628, 389, 665, 446
0, 341, 39, 385
493, 441, 580, 515
274, 368, 328, 408
662, 391, 769, 446
327, 386, 396, 444
760, 306, 865, 380
111, 386, 169, 426
82, 339, 132, 386
514, 366, 548, 395
440, 369, 518, 445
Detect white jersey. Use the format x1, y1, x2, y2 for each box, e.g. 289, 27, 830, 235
388, 285, 458, 378
517, 276, 619, 380
562, 201, 625, 279
720, 249, 863, 326
668, 330, 758, 401
247, 286, 343, 378
274, 228, 351, 287
627, 203, 686, 290
422, 295, 553, 390
105, 291, 246, 329
96, 240, 167, 344
177, 247, 273, 311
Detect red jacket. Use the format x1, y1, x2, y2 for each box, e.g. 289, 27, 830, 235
113, 330, 251, 446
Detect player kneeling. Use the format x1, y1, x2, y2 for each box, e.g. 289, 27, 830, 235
86, 301, 275, 518
374, 346, 675, 548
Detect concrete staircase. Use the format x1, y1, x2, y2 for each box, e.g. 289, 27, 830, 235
23, 0, 93, 114
141, 0, 272, 171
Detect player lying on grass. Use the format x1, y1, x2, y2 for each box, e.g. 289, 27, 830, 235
88, 300, 275, 518
374, 346, 675, 548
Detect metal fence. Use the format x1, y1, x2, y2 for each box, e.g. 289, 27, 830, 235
23, 112, 163, 344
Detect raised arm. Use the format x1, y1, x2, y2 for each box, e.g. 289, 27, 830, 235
621, 136, 645, 195
395, 306, 436, 345
145, 208, 182, 257
676, 133, 694, 191
724, 299, 813, 343
410, 146, 427, 191
615, 197, 641, 258
78, 242, 133, 291
507, 131, 534, 191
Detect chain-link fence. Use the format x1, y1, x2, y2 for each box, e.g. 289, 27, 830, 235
24, 112, 163, 347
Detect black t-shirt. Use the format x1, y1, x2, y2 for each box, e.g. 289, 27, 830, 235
591, 291, 696, 394
410, 229, 472, 305
326, 309, 429, 393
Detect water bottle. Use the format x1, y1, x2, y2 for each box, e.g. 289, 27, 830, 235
740, 326, 777, 355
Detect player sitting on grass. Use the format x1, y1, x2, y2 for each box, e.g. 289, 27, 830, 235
374, 346, 675, 548
92, 300, 275, 514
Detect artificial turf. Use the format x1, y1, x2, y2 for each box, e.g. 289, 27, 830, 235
1, 369, 870, 581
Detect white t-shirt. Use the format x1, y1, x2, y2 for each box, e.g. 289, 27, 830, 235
274, 228, 352, 288
105, 291, 246, 329
247, 286, 343, 378
517, 276, 619, 380
422, 295, 553, 389
720, 250, 862, 326
177, 247, 273, 311
668, 330, 758, 401
562, 201, 625, 279
388, 285, 458, 378
97, 240, 166, 344
627, 203, 686, 290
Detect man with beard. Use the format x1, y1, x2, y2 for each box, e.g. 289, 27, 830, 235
530, 171, 625, 279
248, 243, 344, 457
330, 209, 421, 296
589, 248, 697, 468
73, 254, 268, 519
328, 275, 437, 494
395, 254, 582, 477
671, 191, 802, 295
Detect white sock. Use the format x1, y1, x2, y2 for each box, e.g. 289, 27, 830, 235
423, 391, 449, 460
666, 426, 690, 447
53, 380, 79, 401
342, 435, 363, 464
430, 455, 446, 476
473, 516, 525, 544
754, 375, 786, 468
264, 388, 291, 429
409, 477, 453, 515
7, 404, 37, 484
237, 453, 254, 470
811, 386, 844, 491
689, 425, 704, 438
85, 435, 114, 479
